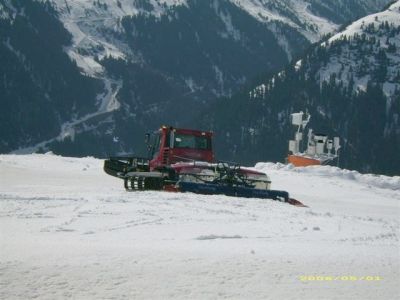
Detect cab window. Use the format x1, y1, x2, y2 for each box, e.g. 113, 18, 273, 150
150, 133, 161, 158
174, 134, 211, 150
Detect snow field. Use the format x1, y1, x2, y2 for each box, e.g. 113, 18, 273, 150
0, 154, 399, 299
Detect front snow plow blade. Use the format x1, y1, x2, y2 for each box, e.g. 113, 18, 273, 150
104, 158, 130, 178
104, 156, 150, 178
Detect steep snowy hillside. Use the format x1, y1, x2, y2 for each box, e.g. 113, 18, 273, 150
250, 0, 400, 98
320, 1, 400, 99
0, 154, 399, 299
251, 1, 400, 100
207, 1, 400, 175
48, 0, 390, 72
0, 0, 103, 153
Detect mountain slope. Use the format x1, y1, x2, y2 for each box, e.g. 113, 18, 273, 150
207, 1, 400, 175
0, 0, 393, 156
0, 0, 103, 152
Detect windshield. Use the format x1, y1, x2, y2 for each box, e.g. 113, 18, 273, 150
173, 133, 211, 150
148, 132, 161, 159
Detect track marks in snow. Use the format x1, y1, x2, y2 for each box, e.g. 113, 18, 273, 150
196, 234, 245, 240
2, 188, 397, 245
1, 155, 399, 299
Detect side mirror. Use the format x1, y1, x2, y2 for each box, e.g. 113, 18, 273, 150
145, 133, 150, 145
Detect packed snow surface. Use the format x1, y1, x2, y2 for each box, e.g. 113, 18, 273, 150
0, 154, 399, 299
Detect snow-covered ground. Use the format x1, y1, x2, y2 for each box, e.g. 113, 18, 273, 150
0, 154, 399, 299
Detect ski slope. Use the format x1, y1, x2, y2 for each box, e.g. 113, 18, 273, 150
0, 154, 399, 299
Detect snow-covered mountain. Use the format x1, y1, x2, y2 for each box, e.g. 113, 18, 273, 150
208, 1, 400, 175
0, 0, 103, 153
0, 0, 393, 159
251, 1, 400, 100
46, 0, 390, 72
317, 1, 400, 99
1, 153, 399, 299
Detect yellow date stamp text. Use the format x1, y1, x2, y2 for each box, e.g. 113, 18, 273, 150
299, 276, 382, 281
